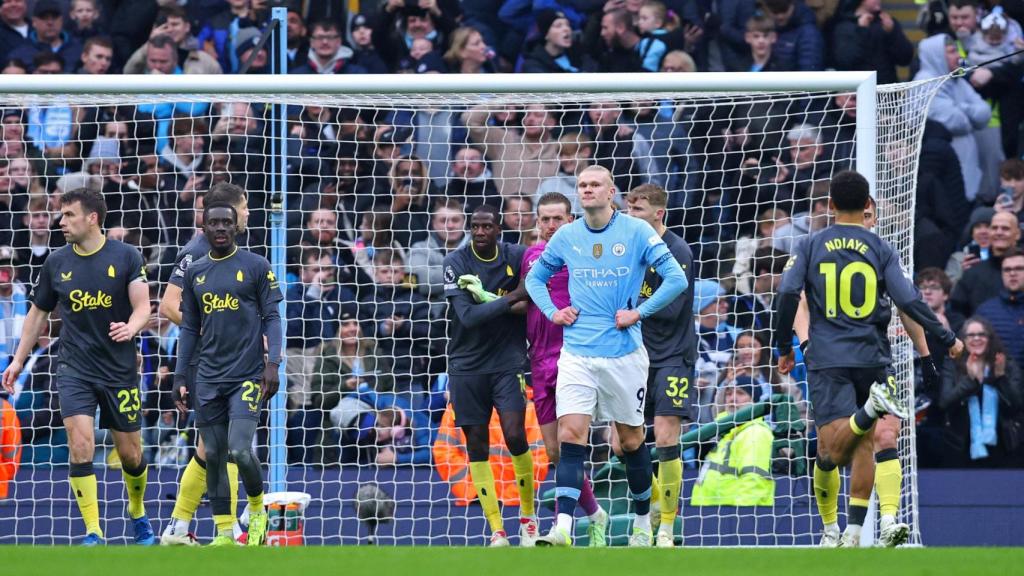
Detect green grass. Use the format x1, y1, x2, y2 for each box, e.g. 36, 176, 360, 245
2, 547, 1023, 576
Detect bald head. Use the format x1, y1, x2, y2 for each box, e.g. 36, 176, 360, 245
991, 211, 1020, 255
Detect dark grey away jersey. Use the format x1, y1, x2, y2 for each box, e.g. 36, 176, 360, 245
778, 223, 950, 369
180, 248, 283, 382
639, 229, 697, 366
31, 239, 146, 386
168, 233, 211, 288
444, 242, 528, 374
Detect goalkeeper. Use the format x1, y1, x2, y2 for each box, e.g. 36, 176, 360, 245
442, 204, 537, 547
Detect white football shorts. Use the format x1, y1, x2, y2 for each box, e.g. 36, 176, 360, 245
555, 346, 649, 427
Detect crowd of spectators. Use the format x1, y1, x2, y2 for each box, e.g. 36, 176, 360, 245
0, 0, 1023, 481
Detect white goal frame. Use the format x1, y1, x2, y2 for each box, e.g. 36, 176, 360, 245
2, 69, 933, 547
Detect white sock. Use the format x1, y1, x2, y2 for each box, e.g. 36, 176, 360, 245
863, 401, 879, 419
634, 513, 651, 533
588, 508, 605, 523
879, 514, 896, 528
171, 518, 189, 535
556, 513, 573, 533
824, 522, 839, 534
845, 524, 862, 538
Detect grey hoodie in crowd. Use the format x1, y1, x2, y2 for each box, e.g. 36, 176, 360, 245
914, 34, 991, 202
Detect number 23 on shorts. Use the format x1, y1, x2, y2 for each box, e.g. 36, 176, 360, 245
116, 388, 141, 423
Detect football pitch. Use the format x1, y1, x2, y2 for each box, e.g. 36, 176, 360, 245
3, 547, 1022, 576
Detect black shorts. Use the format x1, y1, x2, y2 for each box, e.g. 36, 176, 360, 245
644, 363, 696, 422
195, 379, 263, 426
808, 366, 893, 427
57, 376, 142, 432
449, 370, 527, 427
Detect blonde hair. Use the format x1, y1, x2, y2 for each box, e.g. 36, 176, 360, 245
642, 0, 680, 30
579, 164, 615, 187
661, 50, 696, 72
444, 27, 481, 68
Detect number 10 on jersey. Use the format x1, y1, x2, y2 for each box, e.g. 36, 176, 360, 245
819, 262, 877, 319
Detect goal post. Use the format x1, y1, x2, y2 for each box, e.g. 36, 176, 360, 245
0, 70, 945, 546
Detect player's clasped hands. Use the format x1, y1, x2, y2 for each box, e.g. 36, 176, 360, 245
458, 274, 499, 303
552, 306, 579, 326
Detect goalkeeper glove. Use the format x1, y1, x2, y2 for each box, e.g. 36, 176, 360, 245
457, 274, 482, 291
458, 274, 500, 303
920, 356, 940, 391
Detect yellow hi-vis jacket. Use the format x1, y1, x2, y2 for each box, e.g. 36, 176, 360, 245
691, 416, 775, 506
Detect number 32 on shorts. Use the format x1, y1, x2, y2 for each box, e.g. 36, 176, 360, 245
666, 376, 689, 399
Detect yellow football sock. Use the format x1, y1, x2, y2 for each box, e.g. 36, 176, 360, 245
469, 461, 503, 533
813, 463, 840, 526
213, 514, 235, 533
650, 473, 661, 510
227, 462, 239, 519
69, 474, 102, 537
248, 493, 265, 511
122, 464, 148, 519
875, 458, 902, 517
171, 457, 206, 522
510, 452, 535, 517
849, 414, 868, 436
658, 458, 683, 527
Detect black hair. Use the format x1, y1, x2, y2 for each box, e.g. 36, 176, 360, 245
61, 188, 107, 225
471, 203, 501, 222
203, 201, 237, 220
829, 170, 871, 212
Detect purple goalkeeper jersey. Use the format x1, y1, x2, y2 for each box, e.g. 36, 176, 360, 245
523, 241, 570, 362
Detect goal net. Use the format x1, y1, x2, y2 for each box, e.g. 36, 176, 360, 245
0, 73, 944, 546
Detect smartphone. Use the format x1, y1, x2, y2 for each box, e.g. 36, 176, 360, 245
966, 242, 983, 259
997, 192, 1014, 210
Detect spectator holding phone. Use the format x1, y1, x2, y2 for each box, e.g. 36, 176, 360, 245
952, 211, 1021, 317
123, 6, 221, 75
948, 208, 994, 284
993, 159, 1024, 218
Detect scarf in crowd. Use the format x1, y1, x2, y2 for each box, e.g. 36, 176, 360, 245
968, 366, 999, 459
